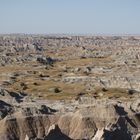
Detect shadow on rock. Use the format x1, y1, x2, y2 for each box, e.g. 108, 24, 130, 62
9, 91, 27, 103
45, 125, 72, 140
40, 105, 57, 115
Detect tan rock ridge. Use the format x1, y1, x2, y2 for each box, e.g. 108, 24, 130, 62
0, 88, 140, 140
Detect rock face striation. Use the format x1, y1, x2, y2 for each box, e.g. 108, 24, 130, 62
0, 35, 140, 64
0, 88, 140, 140
0, 35, 140, 140
0, 35, 140, 91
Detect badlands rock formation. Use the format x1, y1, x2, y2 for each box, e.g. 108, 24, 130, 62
0, 35, 140, 140
0, 35, 140, 91
0, 88, 140, 140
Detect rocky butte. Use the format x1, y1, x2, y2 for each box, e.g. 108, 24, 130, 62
0, 35, 140, 140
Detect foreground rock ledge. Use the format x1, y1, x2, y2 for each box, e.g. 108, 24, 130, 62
0, 89, 140, 140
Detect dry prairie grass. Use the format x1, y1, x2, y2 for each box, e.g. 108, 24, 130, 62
0, 57, 133, 100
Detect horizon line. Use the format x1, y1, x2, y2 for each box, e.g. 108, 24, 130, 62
1, 33, 140, 37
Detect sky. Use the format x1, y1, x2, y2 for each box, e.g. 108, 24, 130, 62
0, 0, 140, 35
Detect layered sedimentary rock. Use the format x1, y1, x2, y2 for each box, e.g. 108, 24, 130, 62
0, 35, 140, 64
0, 35, 140, 140
0, 35, 140, 91
0, 88, 140, 140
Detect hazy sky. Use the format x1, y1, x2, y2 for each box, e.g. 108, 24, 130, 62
0, 0, 140, 34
